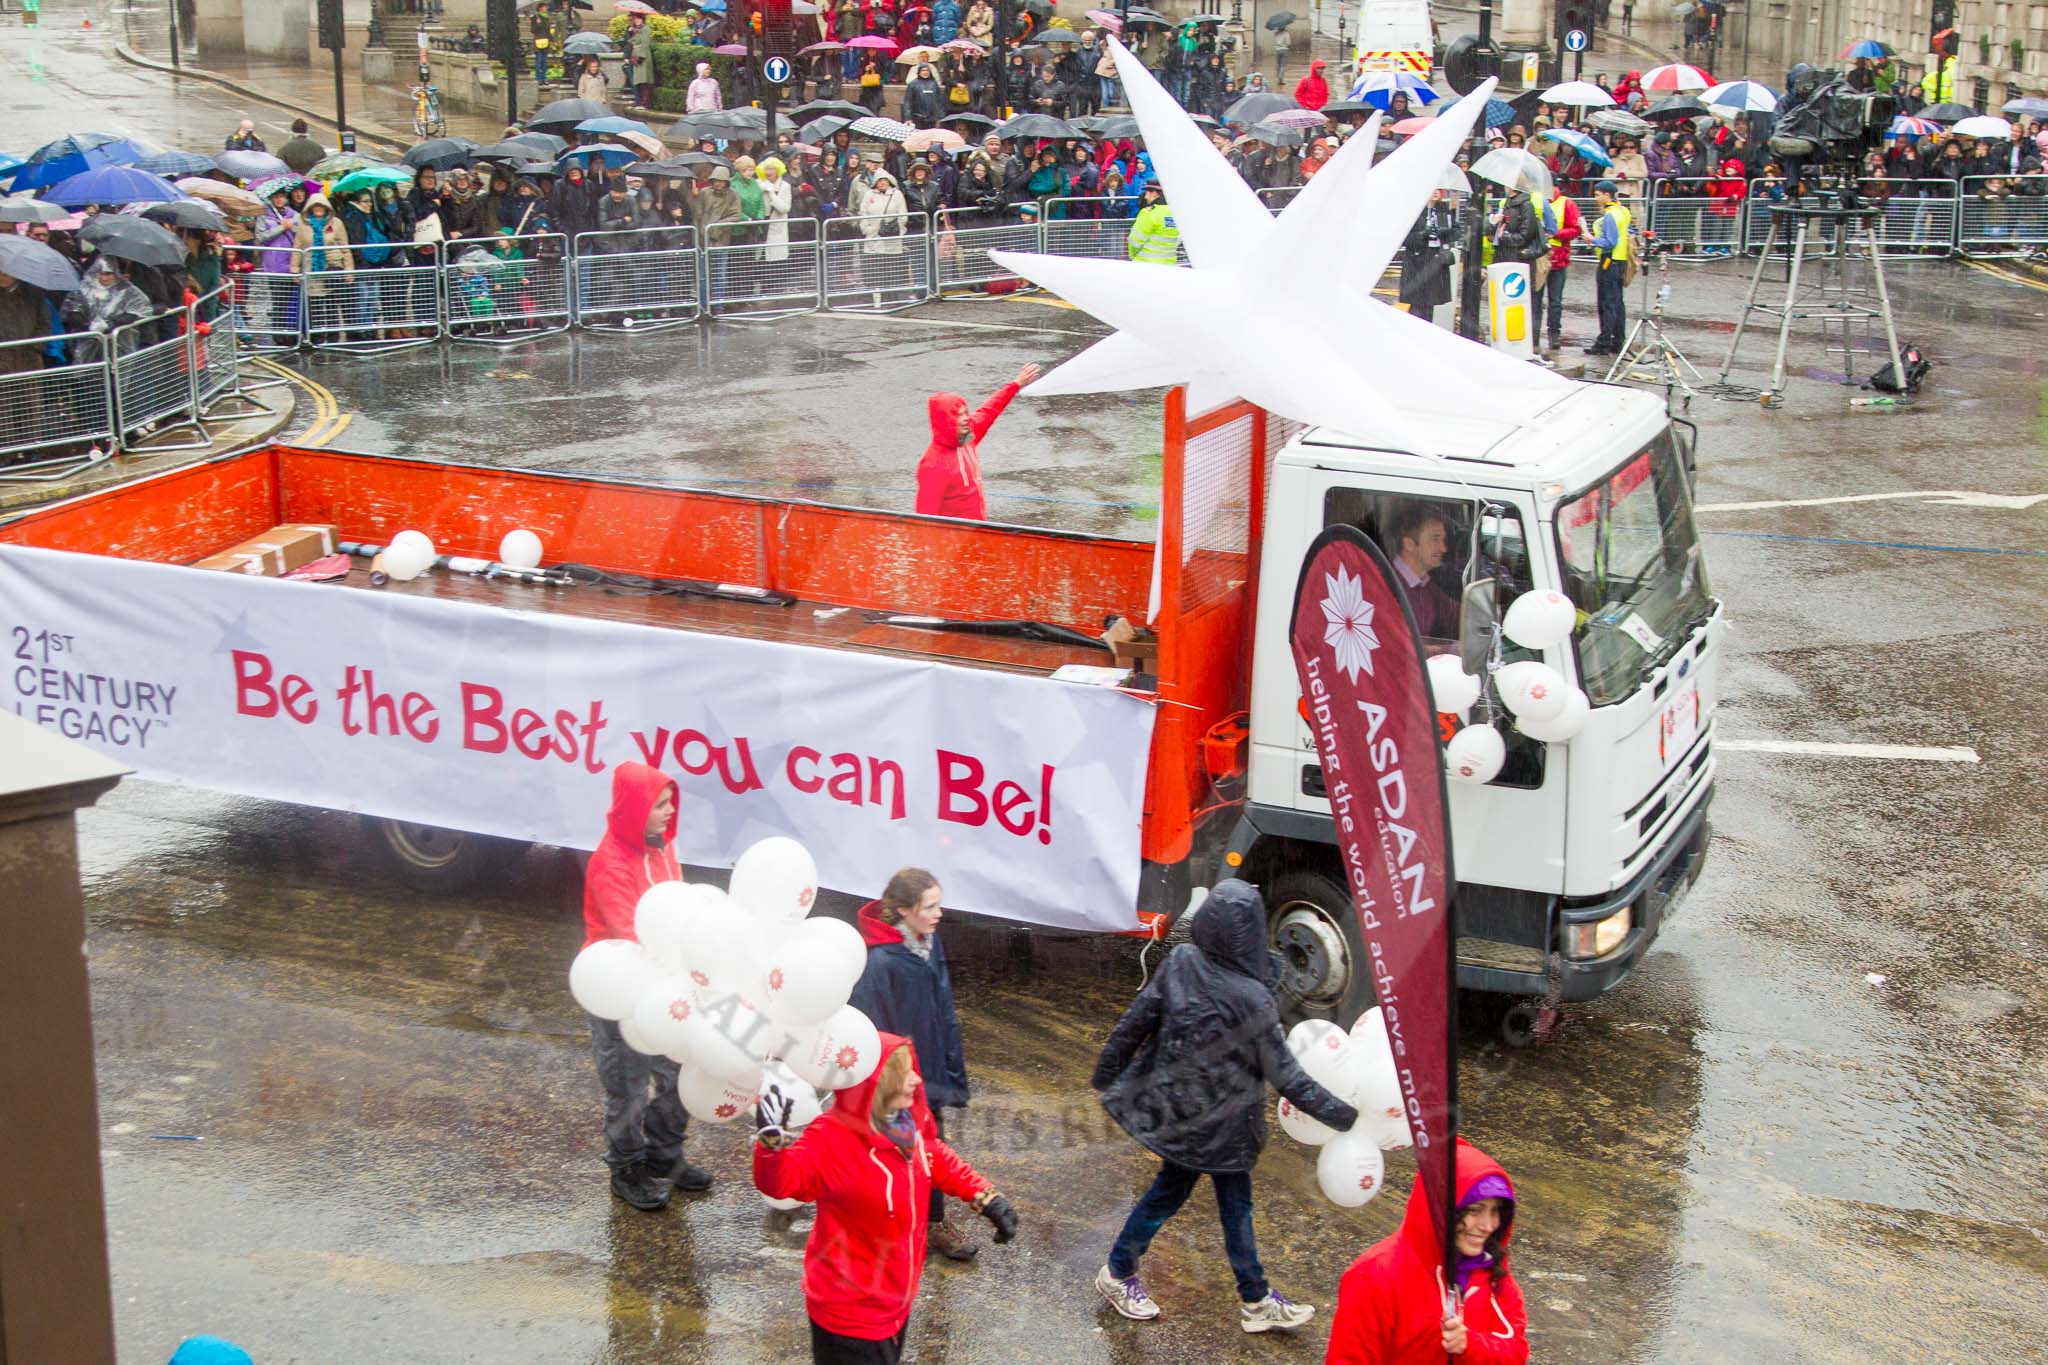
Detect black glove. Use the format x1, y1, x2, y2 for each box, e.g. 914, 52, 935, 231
976, 1192, 1017, 1243
754, 1086, 799, 1149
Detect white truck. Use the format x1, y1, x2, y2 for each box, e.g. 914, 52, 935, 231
1353, 0, 1439, 78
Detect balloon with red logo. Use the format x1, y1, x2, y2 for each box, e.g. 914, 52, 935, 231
730, 836, 821, 923
1287, 1017, 1360, 1102
677, 1063, 759, 1125
629, 974, 701, 1062
784, 1003, 882, 1091
1316, 1127, 1388, 1208
754, 917, 864, 1029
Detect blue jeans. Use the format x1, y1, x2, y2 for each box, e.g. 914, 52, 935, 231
534, 47, 548, 84
1099, 75, 1118, 107
843, 48, 861, 80
1106, 1159, 1268, 1303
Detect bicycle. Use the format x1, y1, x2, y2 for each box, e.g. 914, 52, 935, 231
412, 84, 446, 139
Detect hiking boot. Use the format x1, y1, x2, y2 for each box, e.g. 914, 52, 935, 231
1094, 1265, 1160, 1320
1240, 1290, 1314, 1333
610, 1160, 671, 1212
928, 1219, 979, 1262
657, 1157, 714, 1194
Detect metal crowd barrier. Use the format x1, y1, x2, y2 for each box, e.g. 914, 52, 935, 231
574, 225, 701, 331
823, 211, 933, 313
1040, 197, 1136, 258
223, 242, 306, 353
444, 231, 572, 343
1644, 178, 1745, 257
934, 210, 1041, 293
1868, 180, 1960, 257
1956, 174, 2048, 255
109, 312, 209, 453
1257, 185, 1303, 214
704, 218, 821, 320
0, 331, 116, 480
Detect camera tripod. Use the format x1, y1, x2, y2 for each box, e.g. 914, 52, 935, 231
1604, 245, 1702, 410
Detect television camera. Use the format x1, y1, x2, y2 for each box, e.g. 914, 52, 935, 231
1767, 63, 1894, 190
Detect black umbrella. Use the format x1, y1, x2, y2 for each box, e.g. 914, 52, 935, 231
475, 133, 571, 162
528, 98, 613, 130
792, 98, 869, 118
1092, 114, 1143, 137
77, 215, 186, 267
561, 31, 616, 55
133, 150, 219, 178
1318, 99, 1376, 117
1223, 90, 1300, 124
1643, 94, 1708, 121
1265, 9, 1299, 29
1020, 0, 1053, 15
141, 199, 229, 231
0, 235, 81, 291
996, 112, 1080, 139
1121, 12, 1171, 26
1187, 112, 1219, 127
1918, 102, 1975, 123
1038, 28, 1082, 43
797, 115, 856, 142
939, 111, 999, 128
403, 137, 478, 170
1247, 119, 1307, 146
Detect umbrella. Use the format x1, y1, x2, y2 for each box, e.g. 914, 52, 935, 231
1484, 97, 1518, 128
800, 40, 847, 53
1037, 28, 1082, 44
0, 235, 81, 291
938, 111, 999, 129
309, 152, 379, 178
2004, 97, 2048, 119
941, 37, 985, 53
133, 150, 218, 178
1084, 7, 1123, 31
1643, 94, 1708, 121
1263, 107, 1331, 129
403, 137, 478, 170
1640, 62, 1713, 92
329, 166, 415, 196
1389, 116, 1435, 136
1090, 114, 1143, 137
1222, 90, 1300, 124
1539, 80, 1615, 106
615, 0, 655, 10
1589, 107, 1655, 136
529, 98, 614, 130
557, 144, 642, 169
1700, 80, 1778, 113
849, 116, 917, 142
996, 112, 1080, 139
7, 134, 146, 192
1348, 70, 1442, 109
1123, 12, 1172, 25
1265, 9, 1299, 29
848, 34, 899, 49
0, 196, 72, 224
0, 156, 19, 183
1244, 122, 1307, 146
1536, 127, 1612, 166
713, 42, 750, 55
562, 31, 617, 54
699, 0, 727, 10
794, 99, 867, 119
141, 199, 229, 231
797, 115, 856, 143
1839, 38, 1893, 59
42, 165, 185, 208
904, 127, 967, 153
509, 160, 562, 178
1469, 146, 1554, 197
77, 215, 186, 267
1887, 115, 1941, 138
175, 177, 262, 213
578, 116, 657, 137
216, 149, 291, 180
895, 44, 945, 63
1951, 115, 2013, 139
1179, 13, 1226, 24
499, 132, 572, 157
1317, 99, 1377, 119
1918, 102, 1976, 123
1440, 164, 1472, 194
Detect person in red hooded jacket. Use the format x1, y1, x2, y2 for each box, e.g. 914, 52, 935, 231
914, 362, 1040, 520
582, 761, 713, 1211
1293, 58, 1330, 112
755, 1035, 1018, 1365
1324, 1138, 1528, 1364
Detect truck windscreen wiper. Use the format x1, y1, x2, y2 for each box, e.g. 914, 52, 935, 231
864, 613, 1109, 652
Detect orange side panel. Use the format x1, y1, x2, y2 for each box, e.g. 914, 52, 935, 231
0, 448, 280, 562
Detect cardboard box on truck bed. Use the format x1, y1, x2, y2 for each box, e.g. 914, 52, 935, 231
193, 524, 338, 577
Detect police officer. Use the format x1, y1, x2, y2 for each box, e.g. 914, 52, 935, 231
1127, 184, 1179, 264
1585, 179, 1631, 356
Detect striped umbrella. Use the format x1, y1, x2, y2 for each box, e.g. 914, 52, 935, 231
849, 116, 916, 142
1700, 80, 1779, 113
1348, 70, 1442, 108
1640, 62, 1713, 92
1887, 115, 1941, 138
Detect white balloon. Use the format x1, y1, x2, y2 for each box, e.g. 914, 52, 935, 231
677, 1064, 758, 1125
630, 975, 701, 1062
682, 990, 778, 1087
785, 1004, 883, 1091
619, 1014, 659, 1058
1347, 1007, 1414, 1150
498, 528, 544, 569
1502, 589, 1579, 650
1277, 1095, 1340, 1146
729, 836, 821, 922
1426, 654, 1481, 714
1316, 1128, 1388, 1208
1494, 660, 1568, 722
389, 529, 435, 561
755, 918, 864, 1028
1515, 686, 1591, 743
568, 938, 659, 1021
1286, 1018, 1359, 1102
380, 539, 435, 582
632, 882, 696, 973
671, 884, 753, 995
811, 915, 870, 983
760, 1059, 825, 1130
1444, 723, 1505, 785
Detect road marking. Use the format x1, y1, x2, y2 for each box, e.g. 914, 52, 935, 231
248, 355, 341, 443
315, 413, 353, 446
1695, 490, 2048, 513
1719, 740, 1980, 763
821, 310, 1109, 338
1702, 529, 2048, 557
1963, 258, 2048, 294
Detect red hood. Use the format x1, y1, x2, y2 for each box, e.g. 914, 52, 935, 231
822, 1034, 932, 1147
856, 899, 905, 947
927, 392, 968, 449
1394, 1137, 1517, 1264
603, 760, 676, 848
1310, 58, 1326, 73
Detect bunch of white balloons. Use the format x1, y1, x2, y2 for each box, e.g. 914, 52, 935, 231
1278, 1007, 1413, 1208
1427, 588, 1591, 787
567, 836, 878, 1128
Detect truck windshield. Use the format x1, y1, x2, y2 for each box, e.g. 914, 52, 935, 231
1555, 430, 1712, 706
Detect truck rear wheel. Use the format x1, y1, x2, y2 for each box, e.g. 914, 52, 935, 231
1265, 869, 1375, 1029
362, 816, 524, 893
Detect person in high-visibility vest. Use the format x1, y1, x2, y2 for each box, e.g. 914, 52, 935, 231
1919, 53, 1955, 104
1127, 184, 1179, 264
1586, 180, 1631, 356
1541, 186, 1582, 349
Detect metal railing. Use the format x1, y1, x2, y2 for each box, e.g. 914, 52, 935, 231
443, 232, 573, 343
573, 226, 702, 330
1866, 180, 1961, 258
0, 330, 116, 480
223, 243, 306, 353
1642, 177, 1747, 258
935, 210, 1042, 293
823, 212, 933, 313
109, 313, 209, 453
1956, 174, 2048, 255
704, 219, 822, 320
1040, 197, 1140, 259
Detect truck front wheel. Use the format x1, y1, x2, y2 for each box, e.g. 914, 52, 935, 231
363, 816, 524, 893
1265, 869, 1376, 1029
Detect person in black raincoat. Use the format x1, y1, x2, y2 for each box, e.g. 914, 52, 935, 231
552, 164, 601, 242
1399, 190, 1458, 325
1090, 879, 1358, 1332
903, 63, 946, 127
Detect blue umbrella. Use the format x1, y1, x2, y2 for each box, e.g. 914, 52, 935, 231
7, 133, 146, 191
699, 0, 727, 10
575, 116, 657, 138
1484, 97, 1516, 128
1536, 127, 1612, 166
1347, 70, 1442, 109
134, 150, 221, 177
0, 155, 23, 182
1839, 39, 1892, 59
556, 144, 640, 169
42, 164, 186, 208
1700, 79, 1779, 113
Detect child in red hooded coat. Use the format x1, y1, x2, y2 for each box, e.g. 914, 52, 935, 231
914, 362, 1040, 520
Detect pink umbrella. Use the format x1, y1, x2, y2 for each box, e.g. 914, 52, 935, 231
942, 37, 985, 52
847, 34, 899, 49
1086, 8, 1123, 31
615, 0, 656, 12
1390, 116, 1434, 136
1263, 108, 1330, 128
714, 42, 748, 54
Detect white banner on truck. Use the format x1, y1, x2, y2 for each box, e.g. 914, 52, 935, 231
0, 546, 1157, 932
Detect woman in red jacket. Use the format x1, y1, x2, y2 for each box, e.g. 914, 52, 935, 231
1324, 1139, 1528, 1364
914, 362, 1040, 520
755, 1034, 1018, 1364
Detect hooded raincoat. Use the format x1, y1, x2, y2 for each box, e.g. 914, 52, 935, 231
1091, 879, 1357, 1173
1293, 59, 1330, 111
754, 1035, 994, 1341
1325, 1139, 1529, 1364
913, 379, 1019, 521
581, 761, 680, 948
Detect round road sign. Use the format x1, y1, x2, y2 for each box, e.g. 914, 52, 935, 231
763, 54, 794, 85
1563, 28, 1589, 51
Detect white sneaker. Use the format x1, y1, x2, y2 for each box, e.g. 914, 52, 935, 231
1240, 1291, 1314, 1333
1095, 1264, 1161, 1320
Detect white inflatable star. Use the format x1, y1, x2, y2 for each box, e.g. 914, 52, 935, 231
988, 38, 1569, 443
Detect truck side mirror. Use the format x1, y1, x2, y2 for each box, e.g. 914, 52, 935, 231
1459, 577, 1497, 675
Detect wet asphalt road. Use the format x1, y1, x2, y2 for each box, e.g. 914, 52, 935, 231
13, 11, 2048, 1363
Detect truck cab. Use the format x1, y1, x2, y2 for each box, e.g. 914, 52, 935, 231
1226, 383, 1720, 1025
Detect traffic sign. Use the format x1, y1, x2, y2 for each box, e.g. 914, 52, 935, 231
762, 55, 794, 85
1563, 28, 1589, 51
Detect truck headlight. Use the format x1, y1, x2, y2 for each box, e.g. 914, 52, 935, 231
1566, 906, 1633, 959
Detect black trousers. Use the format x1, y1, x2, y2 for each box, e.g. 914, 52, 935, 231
811, 1321, 905, 1365
1596, 259, 1627, 348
